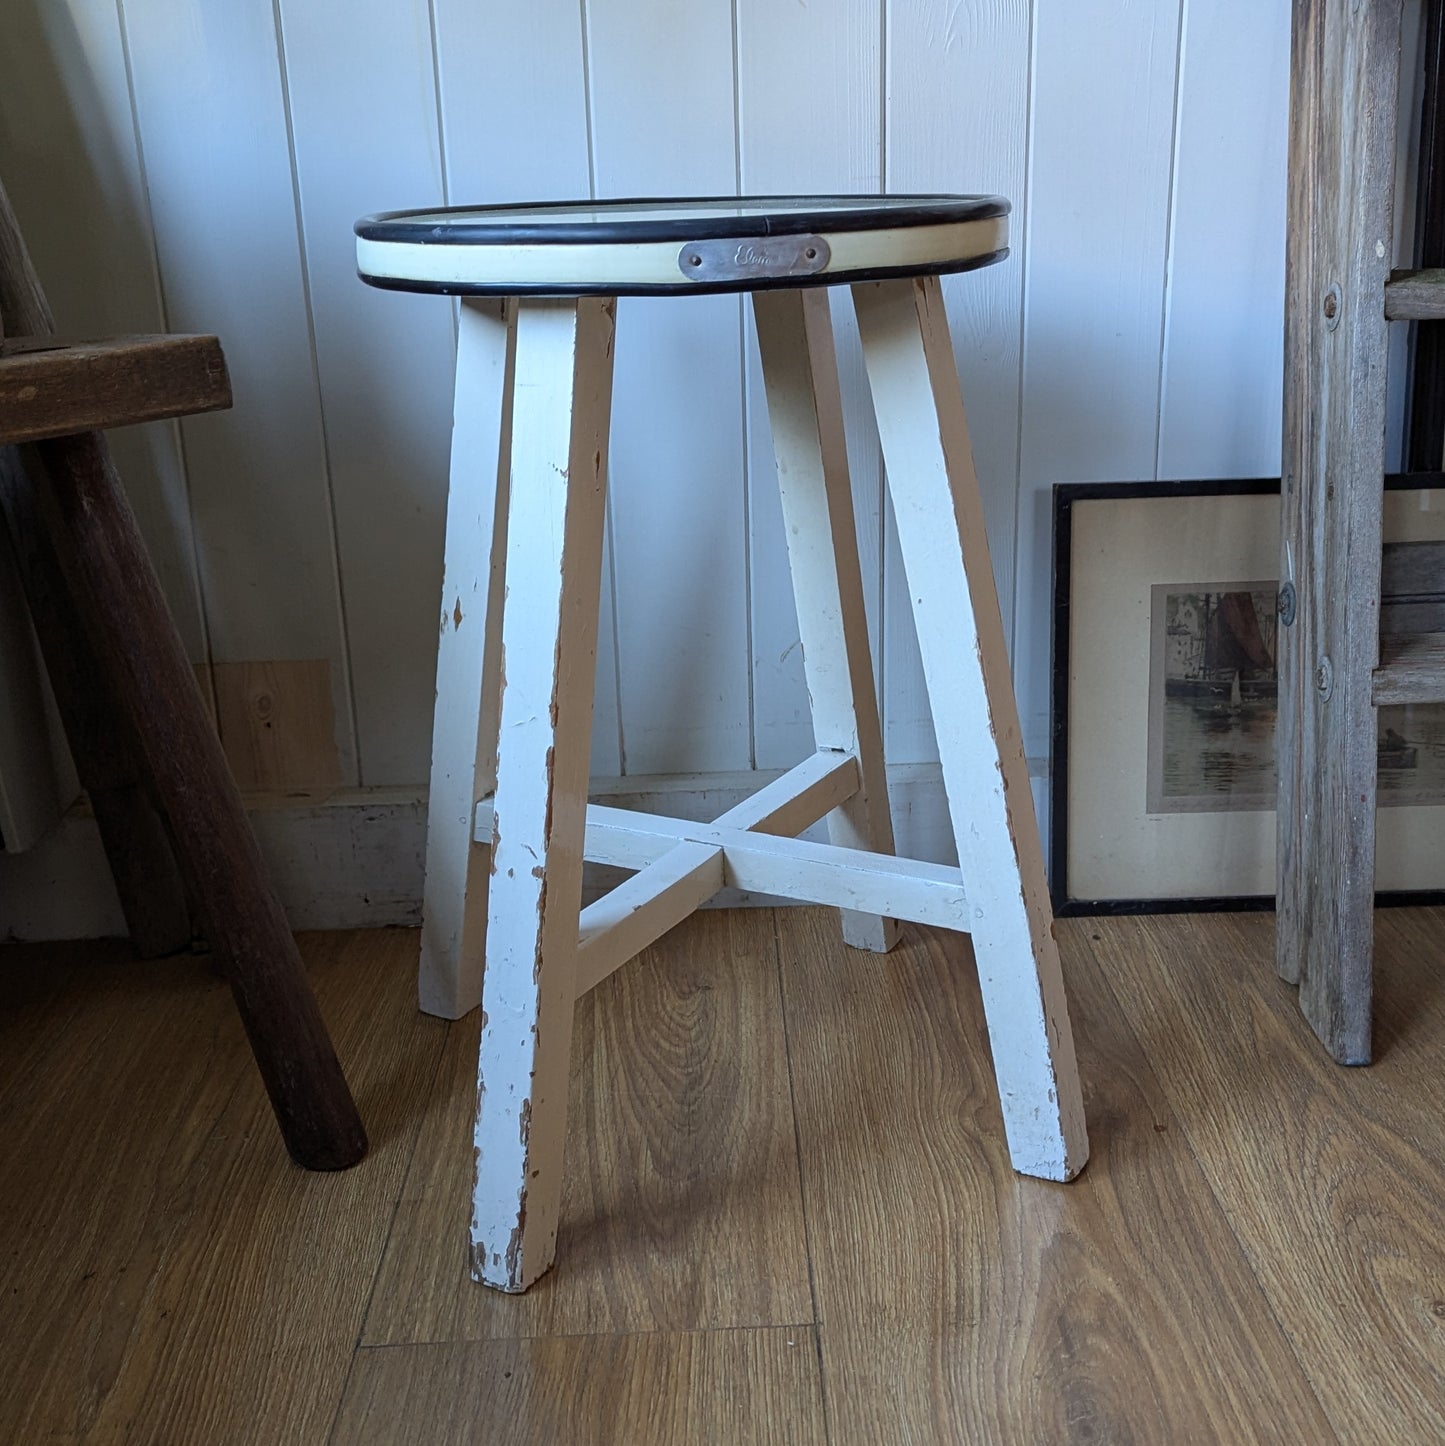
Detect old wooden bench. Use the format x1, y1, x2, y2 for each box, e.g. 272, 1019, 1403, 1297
0, 177, 365, 1170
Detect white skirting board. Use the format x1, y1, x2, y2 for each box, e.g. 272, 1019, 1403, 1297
0, 765, 1050, 941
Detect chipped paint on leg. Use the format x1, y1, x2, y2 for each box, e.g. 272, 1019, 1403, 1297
469, 296, 615, 1293
854, 273, 1088, 1184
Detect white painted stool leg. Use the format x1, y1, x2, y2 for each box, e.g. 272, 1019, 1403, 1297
471, 296, 616, 1291
419, 299, 516, 1019
852, 276, 1088, 1182
752, 288, 900, 953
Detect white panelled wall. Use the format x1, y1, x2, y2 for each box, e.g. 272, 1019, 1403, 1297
0, 1, 1389, 933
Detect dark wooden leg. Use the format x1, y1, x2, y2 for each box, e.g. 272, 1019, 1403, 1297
1278, 0, 1403, 1064
15, 437, 367, 1168
1, 174, 362, 1164
0, 448, 191, 958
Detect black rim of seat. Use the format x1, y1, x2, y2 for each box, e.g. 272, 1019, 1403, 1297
355, 193, 1010, 247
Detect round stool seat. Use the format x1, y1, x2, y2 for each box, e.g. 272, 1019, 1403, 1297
361, 186, 1087, 1295
355, 194, 1007, 298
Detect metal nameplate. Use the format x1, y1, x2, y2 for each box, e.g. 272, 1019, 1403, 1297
678, 234, 831, 283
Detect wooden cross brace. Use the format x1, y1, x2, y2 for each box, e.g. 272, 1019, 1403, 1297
474, 747, 972, 1001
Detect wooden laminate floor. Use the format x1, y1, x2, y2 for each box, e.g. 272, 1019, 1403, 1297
2, 907, 1443, 1443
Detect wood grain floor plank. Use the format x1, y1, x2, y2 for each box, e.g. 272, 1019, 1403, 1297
363, 908, 812, 1343
777, 909, 1333, 1443
1091, 910, 1445, 1442
0, 939, 105, 1137
8, 908, 1442, 1442
0, 928, 445, 1445
332, 1326, 826, 1445
0, 938, 254, 1442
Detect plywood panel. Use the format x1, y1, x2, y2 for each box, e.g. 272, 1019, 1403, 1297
209, 659, 343, 795
1013, 0, 1183, 759
737, 0, 884, 771
275, 0, 455, 787
884, 0, 1032, 768
585, 0, 751, 775
432, 0, 624, 777
119, 0, 359, 779
0, 0, 206, 660
1157, 1, 1290, 479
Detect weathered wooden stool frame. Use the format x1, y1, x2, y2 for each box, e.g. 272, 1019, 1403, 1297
0, 177, 366, 1171
358, 197, 1088, 1292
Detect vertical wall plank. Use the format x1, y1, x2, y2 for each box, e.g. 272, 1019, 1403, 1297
1014, 0, 1184, 759
737, 0, 884, 771
431, 0, 622, 778
1157, 1, 1290, 480
885, 0, 1033, 766
119, 0, 359, 780
275, 0, 455, 787
6, 0, 1295, 810
0, 0, 205, 659
584, 0, 751, 775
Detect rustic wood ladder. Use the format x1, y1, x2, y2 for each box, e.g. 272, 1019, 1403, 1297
1279, 0, 1445, 1062
0, 176, 366, 1169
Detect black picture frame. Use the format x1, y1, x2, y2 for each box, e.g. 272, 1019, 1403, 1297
1049, 474, 1445, 917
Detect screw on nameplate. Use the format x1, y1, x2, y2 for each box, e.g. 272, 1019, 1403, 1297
679, 234, 831, 282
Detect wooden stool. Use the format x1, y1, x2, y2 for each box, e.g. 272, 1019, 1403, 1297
356, 195, 1088, 1290
0, 177, 366, 1171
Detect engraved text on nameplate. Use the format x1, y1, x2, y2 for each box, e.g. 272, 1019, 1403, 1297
678, 234, 831, 283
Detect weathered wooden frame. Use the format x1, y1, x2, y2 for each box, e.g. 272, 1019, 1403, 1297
0, 334, 230, 445
0, 176, 366, 1171
1275, 0, 1445, 1063
1277, 0, 1403, 1065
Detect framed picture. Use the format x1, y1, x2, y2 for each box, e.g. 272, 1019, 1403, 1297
1050, 476, 1445, 914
